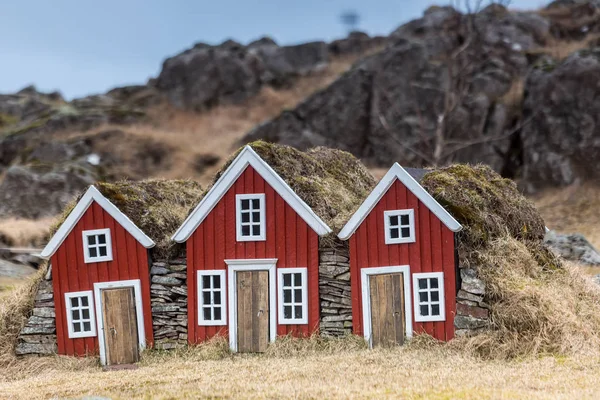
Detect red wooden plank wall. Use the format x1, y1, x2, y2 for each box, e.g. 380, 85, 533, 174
187, 166, 320, 343
349, 180, 456, 341
51, 201, 154, 356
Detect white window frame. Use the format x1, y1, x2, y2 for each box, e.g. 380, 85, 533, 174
82, 228, 113, 263
413, 272, 446, 322
197, 270, 227, 326
236, 194, 267, 242
384, 209, 416, 244
65, 290, 97, 339
277, 267, 308, 325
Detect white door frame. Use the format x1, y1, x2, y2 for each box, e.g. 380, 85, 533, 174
361, 265, 413, 348
93, 279, 146, 365
225, 258, 277, 352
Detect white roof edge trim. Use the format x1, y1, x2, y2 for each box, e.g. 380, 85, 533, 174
40, 186, 156, 259
338, 163, 463, 240
172, 146, 332, 243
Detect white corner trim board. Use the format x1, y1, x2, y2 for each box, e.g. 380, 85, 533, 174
338, 163, 462, 240
40, 186, 155, 259
172, 146, 332, 242
225, 258, 277, 352
93, 279, 146, 366
361, 265, 413, 348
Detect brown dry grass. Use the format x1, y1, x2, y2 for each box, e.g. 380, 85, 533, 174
0, 217, 53, 248
2, 341, 600, 399
527, 34, 600, 60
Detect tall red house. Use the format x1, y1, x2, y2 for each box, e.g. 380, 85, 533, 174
40, 187, 155, 365
172, 146, 332, 352
338, 163, 462, 347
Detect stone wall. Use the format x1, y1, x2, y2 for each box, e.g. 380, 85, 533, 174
454, 267, 490, 336
149, 258, 188, 349
319, 239, 353, 336
15, 267, 57, 355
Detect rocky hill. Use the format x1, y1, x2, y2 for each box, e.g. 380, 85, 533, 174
1, 0, 600, 222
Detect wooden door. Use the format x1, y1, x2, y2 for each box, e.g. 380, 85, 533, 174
101, 287, 139, 365
236, 270, 269, 352
369, 273, 405, 347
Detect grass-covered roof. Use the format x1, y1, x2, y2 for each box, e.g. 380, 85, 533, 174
211, 141, 377, 234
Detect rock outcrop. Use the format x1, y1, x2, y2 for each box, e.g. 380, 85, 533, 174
544, 230, 600, 265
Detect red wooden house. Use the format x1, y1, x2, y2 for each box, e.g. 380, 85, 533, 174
172, 145, 332, 352
337, 163, 462, 347
40, 186, 155, 365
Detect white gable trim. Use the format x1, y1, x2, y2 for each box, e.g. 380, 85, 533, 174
172, 146, 332, 242
338, 163, 462, 240
40, 186, 155, 259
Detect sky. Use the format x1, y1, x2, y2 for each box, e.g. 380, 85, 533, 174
0, 0, 547, 99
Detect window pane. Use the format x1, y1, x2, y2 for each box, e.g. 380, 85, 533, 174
202, 276, 211, 288
212, 275, 221, 289
99, 246, 107, 257
241, 212, 250, 223
389, 215, 398, 226
252, 199, 260, 209
82, 309, 90, 319
214, 307, 222, 320
283, 274, 291, 287
418, 279, 427, 290
293, 273, 301, 286
241, 225, 250, 236
73, 322, 81, 333
202, 291, 211, 305
81, 296, 88, 307
72, 310, 80, 321
89, 247, 98, 258
419, 291, 428, 303
294, 306, 303, 319
71, 297, 79, 307
430, 278, 439, 289
214, 291, 221, 305
241, 199, 250, 210
83, 322, 91, 332
252, 225, 261, 236
390, 228, 399, 239
420, 305, 429, 316
284, 305, 292, 319
283, 289, 292, 303
252, 212, 260, 222
401, 227, 411, 238
400, 214, 409, 226
203, 307, 212, 320
431, 304, 440, 316
98, 234, 106, 244
87, 235, 96, 245
294, 289, 302, 302
431, 291, 439, 302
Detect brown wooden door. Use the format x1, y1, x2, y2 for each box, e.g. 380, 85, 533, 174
369, 273, 405, 348
236, 270, 269, 353
102, 287, 139, 365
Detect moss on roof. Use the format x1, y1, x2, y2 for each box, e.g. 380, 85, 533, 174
53, 179, 203, 258
211, 141, 377, 234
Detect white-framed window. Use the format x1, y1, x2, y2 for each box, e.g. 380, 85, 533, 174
197, 270, 227, 326
277, 268, 308, 324
413, 272, 446, 322
82, 228, 113, 263
65, 290, 97, 338
384, 209, 415, 244
236, 194, 266, 241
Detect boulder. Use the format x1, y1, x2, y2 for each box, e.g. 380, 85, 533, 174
544, 231, 600, 265
329, 31, 385, 55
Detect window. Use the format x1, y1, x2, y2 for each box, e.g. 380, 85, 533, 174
277, 268, 308, 324
236, 194, 266, 241
384, 209, 415, 244
82, 228, 113, 263
197, 270, 227, 325
65, 291, 97, 338
413, 272, 446, 322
